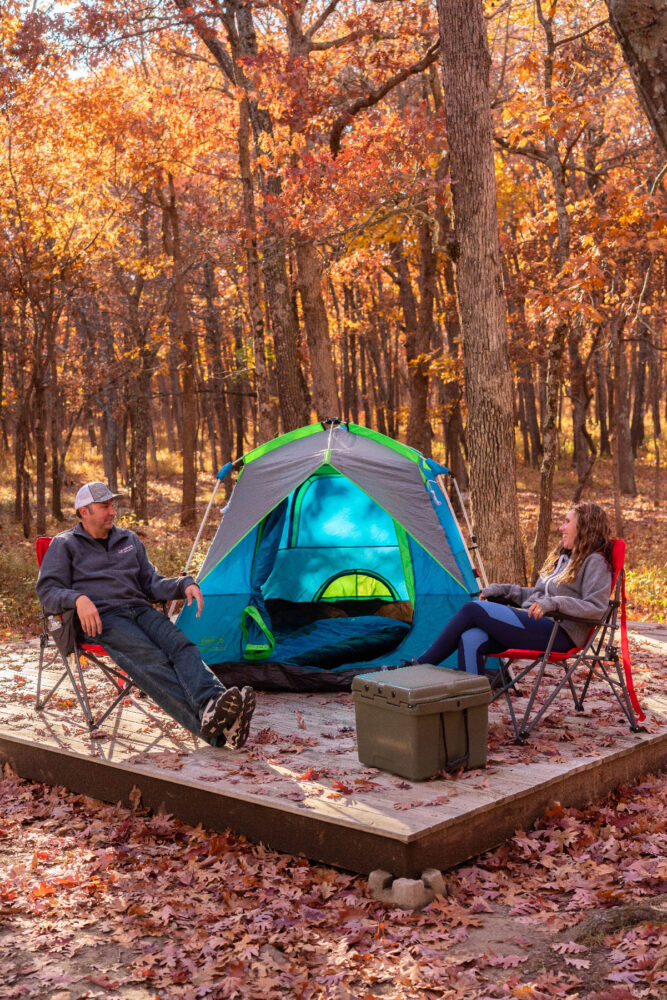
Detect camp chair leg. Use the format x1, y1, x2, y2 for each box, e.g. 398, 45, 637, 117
36, 649, 96, 728
578, 650, 641, 732
497, 666, 522, 743
78, 649, 137, 730
73, 649, 138, 730
35, 630, 61, 711
490, 657, 538, 743
36, 644, 136, 731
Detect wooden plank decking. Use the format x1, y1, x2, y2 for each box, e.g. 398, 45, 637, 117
1, 627, 665, 876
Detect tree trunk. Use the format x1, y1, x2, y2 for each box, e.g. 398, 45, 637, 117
237, 97, 276, 442
342, 285, 359, 424
232, 317, 248, 457
167, 330, 183, 451
14, 406, 29, 528
359, 338, 373, 427
531, 2, 574, 576
630, 326, 650, 454
436, 0, 524, 581
650, 334, 662, 506
49, 343, 64, 521
517, 381, 531, 463
436, 228, 469, 488
367, 284, 393, 437
568, 326, 597, 487
612, 317, 637, 495
295, 241, 340, 420
235, 5, 308, 432
595, 344, 611, 456
405, 214, 436, 456
34, 366, 47, 537
520, 364, 542, 468
389, 240, 421, 440
159, 176, 197, 526
202, 259, 233, 474
130, 348, 154, 521
604, 0, 667, 154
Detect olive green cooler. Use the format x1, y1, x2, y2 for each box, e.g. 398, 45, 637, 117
352, 665, 492, 781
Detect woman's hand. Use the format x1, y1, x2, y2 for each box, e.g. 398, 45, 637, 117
527, 601, 544, 619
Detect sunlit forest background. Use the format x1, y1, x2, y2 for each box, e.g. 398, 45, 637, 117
1, 1, 665, 629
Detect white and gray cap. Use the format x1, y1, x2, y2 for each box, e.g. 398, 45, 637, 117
74, 481, 124, 510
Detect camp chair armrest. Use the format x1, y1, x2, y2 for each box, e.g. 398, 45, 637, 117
548, 610, 613, 628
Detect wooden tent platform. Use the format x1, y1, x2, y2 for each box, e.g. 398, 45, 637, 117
1, 627, 666, 877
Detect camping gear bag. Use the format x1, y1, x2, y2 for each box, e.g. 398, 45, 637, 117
352, 664, 491, 781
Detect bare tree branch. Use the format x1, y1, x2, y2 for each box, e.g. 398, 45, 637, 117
329, 40, 440, 157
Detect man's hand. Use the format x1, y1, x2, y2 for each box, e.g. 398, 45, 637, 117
527, 601, 544, 619
184, 583, 204, 618
75, 595, 103, 636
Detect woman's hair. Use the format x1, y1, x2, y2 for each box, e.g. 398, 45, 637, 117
539, 502, 612, 583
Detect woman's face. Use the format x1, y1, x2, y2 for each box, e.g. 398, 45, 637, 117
560, 509, 578, 550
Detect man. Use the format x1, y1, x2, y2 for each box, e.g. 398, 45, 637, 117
36, 481, 255, 749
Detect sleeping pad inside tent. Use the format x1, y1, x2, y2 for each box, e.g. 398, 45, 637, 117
177, 421, 480, 691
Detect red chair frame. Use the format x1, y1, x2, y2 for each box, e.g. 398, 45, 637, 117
35, 536, 136, 730
488, 540, 645, 743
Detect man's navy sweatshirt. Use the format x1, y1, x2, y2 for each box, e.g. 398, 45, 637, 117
37, 523, 195, 616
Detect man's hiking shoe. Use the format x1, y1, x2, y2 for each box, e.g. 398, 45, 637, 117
200, 687, 242, 739
222, 686, 256, 750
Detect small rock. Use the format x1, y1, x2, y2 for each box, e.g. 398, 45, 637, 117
368, 869, 393, 896
367, 867, 447, 910
422, 868, 447, 896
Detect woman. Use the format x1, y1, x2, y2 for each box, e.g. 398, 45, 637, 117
417, 503, 613, 674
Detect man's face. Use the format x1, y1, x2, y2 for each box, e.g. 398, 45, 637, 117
80, 500, 115, 538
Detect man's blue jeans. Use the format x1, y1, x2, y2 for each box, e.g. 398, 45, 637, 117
82, 605, 226, 744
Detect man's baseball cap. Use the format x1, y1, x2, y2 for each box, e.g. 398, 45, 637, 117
74, 482, 124, 510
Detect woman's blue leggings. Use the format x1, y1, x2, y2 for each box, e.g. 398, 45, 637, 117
417, 600, 573, 675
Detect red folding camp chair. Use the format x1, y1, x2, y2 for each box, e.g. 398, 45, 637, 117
35, 536, 137, 730
488, 539, 645, 743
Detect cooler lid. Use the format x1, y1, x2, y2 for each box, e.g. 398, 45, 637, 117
352, 664, 490, 706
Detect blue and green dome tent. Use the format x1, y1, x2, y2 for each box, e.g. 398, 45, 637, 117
177, 421, 481, 691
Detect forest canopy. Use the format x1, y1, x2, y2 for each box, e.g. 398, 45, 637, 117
1, 1, 665, 575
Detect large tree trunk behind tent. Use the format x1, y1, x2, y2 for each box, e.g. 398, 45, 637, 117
604, 0, 667, 154
436, 0, 524, 581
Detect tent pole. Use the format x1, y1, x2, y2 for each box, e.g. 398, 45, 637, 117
168, 477, 223, 617
437, 474, 489, 589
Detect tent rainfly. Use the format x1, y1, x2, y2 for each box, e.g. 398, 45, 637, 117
177, 420, 482, 691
